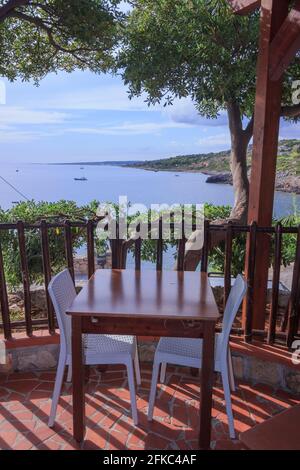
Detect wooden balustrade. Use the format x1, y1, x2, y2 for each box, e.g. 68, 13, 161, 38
0, 218, 299, 347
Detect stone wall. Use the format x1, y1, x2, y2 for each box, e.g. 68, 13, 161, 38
231, 354, 300, 394
2, 338, 300, 395
74, 253, 112, 275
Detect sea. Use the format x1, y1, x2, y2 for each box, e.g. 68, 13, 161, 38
0, 162, 300, 218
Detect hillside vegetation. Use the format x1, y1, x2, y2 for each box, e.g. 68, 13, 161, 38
126, 139, 300, 176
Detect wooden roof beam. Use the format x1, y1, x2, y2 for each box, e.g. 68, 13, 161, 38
227, 0, 261, 15
269, 0, 300, 81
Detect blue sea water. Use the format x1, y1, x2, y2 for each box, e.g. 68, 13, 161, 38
0, 162, 299, 219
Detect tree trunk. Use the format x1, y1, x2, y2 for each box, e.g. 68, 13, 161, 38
183, 101, 253, 271
227, 101, 250, 224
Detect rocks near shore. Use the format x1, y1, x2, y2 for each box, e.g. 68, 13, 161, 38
206, 172, 232, 185
206, 171, 300, 194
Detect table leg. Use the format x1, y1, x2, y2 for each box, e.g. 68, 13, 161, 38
199, 321, 216, 450
72, 316, 85, 442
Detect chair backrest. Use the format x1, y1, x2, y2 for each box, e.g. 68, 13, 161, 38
219, 274, 247, 355
48, 269, 76, 353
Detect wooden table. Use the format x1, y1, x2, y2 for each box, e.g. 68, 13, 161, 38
67, 269, 220, 450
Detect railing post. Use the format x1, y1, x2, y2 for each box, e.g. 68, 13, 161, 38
40, 220, 55, 335
177, 209, 186, 272
156, 216, 163, 271
17, 221, 32, 337
135, 237, 142, 271
111, 221, 122, 269
287, 225, 300, 348
0, 235, 12, 340
244, 221, 257, 343
201, 220, 210, 273
268, 222, 282, 345
87, 220, 95, 278
64, 220, 75, 282
224, 222, 233, 309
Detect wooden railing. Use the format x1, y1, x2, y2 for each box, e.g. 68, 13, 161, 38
0, 219, 299, 348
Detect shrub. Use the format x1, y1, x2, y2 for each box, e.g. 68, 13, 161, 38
0, 200, 298, 288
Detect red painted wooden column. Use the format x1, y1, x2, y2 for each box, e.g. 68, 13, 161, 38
243, 0, 290, 331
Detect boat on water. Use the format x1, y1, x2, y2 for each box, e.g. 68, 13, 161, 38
74, 177, 88, 181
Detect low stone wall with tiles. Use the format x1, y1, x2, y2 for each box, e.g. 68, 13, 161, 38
231, 353, 300, 394
1, 337, 300, 395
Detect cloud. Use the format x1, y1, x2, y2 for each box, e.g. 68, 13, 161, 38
0, 128, 48, 143
67, 120, 194, 136
196, 132, 231, 149
0, 106, 68, 125
164, 97, 228, 127
39, 85, 156, 112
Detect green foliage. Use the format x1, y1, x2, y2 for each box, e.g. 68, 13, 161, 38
127, 139, 300, 176
208, 211, 300, 277
276, 214, 300, 269
0, 200, 299, 289
0, 200, 97, 287
119, 0, 260, 118
118, 0, 300, 129
0, 0, 123, 82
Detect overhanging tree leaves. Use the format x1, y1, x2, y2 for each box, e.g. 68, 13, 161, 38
0, 0, 123, 81
118, 0, 259, 224
118, 0, 300, 269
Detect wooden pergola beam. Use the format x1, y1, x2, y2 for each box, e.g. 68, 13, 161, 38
243, 0, 290, 333
269, 0, 300, 81
227, 0, 261, 15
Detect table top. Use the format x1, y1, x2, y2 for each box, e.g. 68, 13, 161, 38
67, 269, 220, 322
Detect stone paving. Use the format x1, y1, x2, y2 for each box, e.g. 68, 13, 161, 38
0, 364, 299, 451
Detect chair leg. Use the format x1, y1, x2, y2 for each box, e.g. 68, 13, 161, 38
148, 361, 160, 421
221, 367, 236, 439
66, 364, 72, 383
126, 361, 138, 426
228, 350, 236, 392
48, 353, 66, 428
160, 362, 167, 383
134, 344, 142, 386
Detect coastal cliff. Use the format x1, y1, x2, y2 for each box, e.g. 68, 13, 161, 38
123, 139, 300, 194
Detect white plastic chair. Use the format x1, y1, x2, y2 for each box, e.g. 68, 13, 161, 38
148, 274, 247, 439
48, 269, 141, 428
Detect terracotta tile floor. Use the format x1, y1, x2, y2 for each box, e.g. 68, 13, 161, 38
0, 364, 299, 450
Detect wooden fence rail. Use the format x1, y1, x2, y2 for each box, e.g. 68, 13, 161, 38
0, 219, 299, 348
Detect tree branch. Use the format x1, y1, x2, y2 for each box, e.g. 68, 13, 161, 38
10, 10, 94, 58
281, 104, 300, 119
0, 0, 30, 21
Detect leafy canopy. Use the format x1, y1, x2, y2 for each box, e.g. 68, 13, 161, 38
119, 0, 299, 120
119, 0, 260, 118
0, 0, 123, 82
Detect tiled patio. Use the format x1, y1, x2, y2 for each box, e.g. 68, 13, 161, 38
0, 364, 299, 451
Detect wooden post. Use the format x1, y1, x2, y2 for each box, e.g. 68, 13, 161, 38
243, 0, 290, 331
40, 220, 55, 335
17, 221, 32, 337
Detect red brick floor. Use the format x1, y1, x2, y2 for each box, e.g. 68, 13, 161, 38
0, 364, 299, 450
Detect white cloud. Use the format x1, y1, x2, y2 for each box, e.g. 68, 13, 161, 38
0, 80, 6, 105
0, 106, 68, 125
196, 132, 231, 149
164, 97, 228, 127
39, 85, 156, 112
0, 128, 47, 143
67, 120, 195, 136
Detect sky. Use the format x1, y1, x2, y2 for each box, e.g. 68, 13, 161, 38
0, 69, 300, 164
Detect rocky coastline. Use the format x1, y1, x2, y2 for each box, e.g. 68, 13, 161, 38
206, 171, 300, 194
